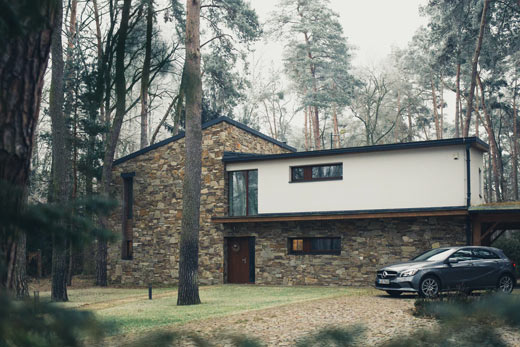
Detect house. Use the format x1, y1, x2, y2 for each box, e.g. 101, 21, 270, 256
107, 116, 492, 286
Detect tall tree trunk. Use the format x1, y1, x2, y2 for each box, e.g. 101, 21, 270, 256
513, 80, 518, 200
332, 104, 340, 148
430, 74, 441, 140
477, 74, 502, 201
177, 0, 202, 306
140, 0, 153, 149
66, 0, 78, 288
440, 76, 444, 139
96, 0, 132, 287
475, 84, 480, 137
151, 95, 177, 145
313, 106, 320, 149
407, 104, 413, 141
304, 105, 309, 150
463, 0, 491, 137
455, 63, 461, 137
49, 0, 70, 302
0, 2, 56, 293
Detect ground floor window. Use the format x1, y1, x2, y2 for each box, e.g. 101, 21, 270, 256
288, 237, 341, 255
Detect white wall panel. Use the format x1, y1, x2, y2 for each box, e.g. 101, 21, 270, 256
226, 145, 484, 214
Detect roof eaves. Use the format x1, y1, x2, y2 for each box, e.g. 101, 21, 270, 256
222, 137, 489, 163
113, 116, 296, 166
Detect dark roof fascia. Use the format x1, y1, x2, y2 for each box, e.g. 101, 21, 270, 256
212, 206, 468, 223
113, 116, 297, 166
222, 137, 489, 163
468, 208, 520, 215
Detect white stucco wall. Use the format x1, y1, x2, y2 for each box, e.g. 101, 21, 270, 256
470, 147, 485, 206
226, 145, 485, 214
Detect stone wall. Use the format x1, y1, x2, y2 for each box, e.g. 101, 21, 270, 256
107, 121, 290, 285
224, 217, 467, 286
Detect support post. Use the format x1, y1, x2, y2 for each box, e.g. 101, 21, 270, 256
472, 219, 481, 246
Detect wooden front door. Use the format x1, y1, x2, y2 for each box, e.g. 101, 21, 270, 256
227, 237, 254, 283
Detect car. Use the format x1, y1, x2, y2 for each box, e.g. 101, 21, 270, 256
374, 246, 517, 298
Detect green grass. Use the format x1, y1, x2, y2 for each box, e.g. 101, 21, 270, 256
40, 285, 376, 336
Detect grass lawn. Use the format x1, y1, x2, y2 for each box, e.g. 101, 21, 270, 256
40, 285, 377, 336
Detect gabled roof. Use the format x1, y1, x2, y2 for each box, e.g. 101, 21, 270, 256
113, 116, 297, 166
222, 137, 489, 163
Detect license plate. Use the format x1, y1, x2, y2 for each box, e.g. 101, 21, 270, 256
378, 279, 390, 284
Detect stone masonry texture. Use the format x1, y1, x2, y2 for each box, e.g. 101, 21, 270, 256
224, 217, 466, 286
107, 120, 467, 286
107, 121, 290, 285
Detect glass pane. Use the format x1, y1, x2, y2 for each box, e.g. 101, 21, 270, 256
229, 172, 246, 216
292, 167, 304, 181
451, 249, 473, 261
248, 170, 258, 215
311, 165, 342, 179
292, 239, 303, 251
310, 238, 340, 251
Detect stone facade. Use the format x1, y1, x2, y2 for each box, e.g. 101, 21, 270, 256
224, 217, 467, 286
107, 120, 291, 285
107, 118, 468, 287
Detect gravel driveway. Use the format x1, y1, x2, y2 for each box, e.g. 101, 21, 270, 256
181, 293, 436, 346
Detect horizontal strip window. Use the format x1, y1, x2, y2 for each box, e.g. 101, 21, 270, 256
288, 237, 341, 255
291, 163, 342, 182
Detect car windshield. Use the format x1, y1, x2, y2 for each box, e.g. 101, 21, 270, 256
412, 248, 451, 261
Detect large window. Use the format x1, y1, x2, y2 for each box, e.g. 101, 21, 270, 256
291, 163, 342, 182
288, 237, 341, 255
229, 170, 258, 216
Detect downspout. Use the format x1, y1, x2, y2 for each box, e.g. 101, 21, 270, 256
465, 141, 472, 245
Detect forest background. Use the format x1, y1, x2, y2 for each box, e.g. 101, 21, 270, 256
13, 0, 520, 296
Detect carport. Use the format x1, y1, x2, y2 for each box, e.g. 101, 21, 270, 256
470, 203, 520, 246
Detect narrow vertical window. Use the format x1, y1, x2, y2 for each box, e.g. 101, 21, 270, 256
478, 168, 482, 198
122, 173, 134, 260
229, 170, 258, 216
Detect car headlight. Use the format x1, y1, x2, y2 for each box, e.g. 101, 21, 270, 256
400, 269, 418, 277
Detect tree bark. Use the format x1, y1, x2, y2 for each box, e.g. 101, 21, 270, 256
96, 0, 133, 287
49, 0, 70, 302
0, 1, 56, 293
140, 0, 154, 149
304, 105, 309, 150
150, 95, 177, 145
477, 74, 502, 201
430, 74, 441, 140
463, 0, 490, 137
177, 0, 202, 306
332, 104, 340, 148
513, 80, 518, 200
455, 63, 461, 137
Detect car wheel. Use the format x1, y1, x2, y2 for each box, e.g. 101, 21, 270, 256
419, 276, 440, 298
497, 274, 514, 294
386, 290, 402, 297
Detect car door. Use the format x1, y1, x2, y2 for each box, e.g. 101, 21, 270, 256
469, 248, 502, 288
443, 248, 478, 289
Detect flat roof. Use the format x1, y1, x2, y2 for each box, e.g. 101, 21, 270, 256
113, 116, 297, 166
469, 202, 520, 214
222, 137, 489, 163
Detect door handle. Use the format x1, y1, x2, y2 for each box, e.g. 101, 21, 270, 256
242, 258, 247, 264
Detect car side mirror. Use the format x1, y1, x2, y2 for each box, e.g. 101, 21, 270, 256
447, 258, 459, 264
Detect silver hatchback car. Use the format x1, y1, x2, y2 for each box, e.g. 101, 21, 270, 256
375, 246, 517, 298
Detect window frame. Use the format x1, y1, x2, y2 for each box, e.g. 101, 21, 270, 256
228, 169, 258, 217
290, 163, 343, 183
288, 237, 341, 255
121, 173, 135, 260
